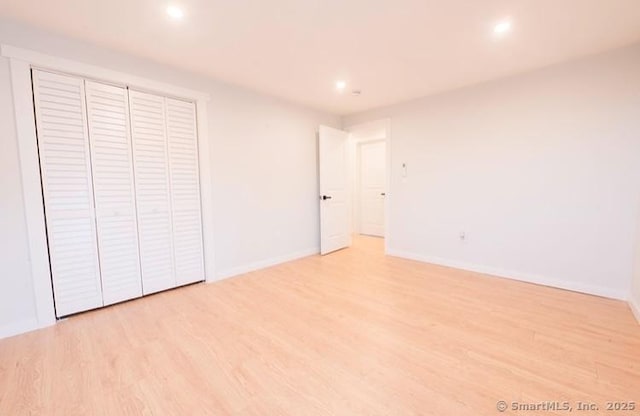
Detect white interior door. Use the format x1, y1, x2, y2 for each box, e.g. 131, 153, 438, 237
129, 90, 176, 294
85, 80, 142, 305
318, 125, 351, 255
32, 70, 104, 316
358, 140, 386, 237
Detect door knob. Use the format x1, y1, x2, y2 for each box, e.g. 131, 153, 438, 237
380, 193, 386, 196
321, 195, 332, 200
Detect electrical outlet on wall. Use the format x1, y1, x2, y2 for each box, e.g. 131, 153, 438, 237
459, 231, 466, 241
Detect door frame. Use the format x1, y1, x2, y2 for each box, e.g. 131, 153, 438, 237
355, 139, 387, 237
1, 45, 214, 337
344, 118, 392, 252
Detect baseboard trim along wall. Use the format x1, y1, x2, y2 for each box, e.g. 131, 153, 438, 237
387, 249, 628, 301
0, 317, 40, 340
629, 295, 640, 324
215, 247, 320, 281
0, 248, 320, 340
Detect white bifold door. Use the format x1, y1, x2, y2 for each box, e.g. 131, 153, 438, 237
85, 81, 143, 305
165, 98, 205, 287
33, 69, 205, 317
33, 71, 104, 316
129, 91, 176, 294
129, 91, 204, 294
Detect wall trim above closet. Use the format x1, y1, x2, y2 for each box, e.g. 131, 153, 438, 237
1, 44, 216, 332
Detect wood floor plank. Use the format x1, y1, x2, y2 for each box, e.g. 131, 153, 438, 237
0, 235, 638, 415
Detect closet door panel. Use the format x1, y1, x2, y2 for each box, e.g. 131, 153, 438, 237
85, 81, 142, 305
129, 90, 176, 294
166, 98, 205, 286
32, 70, 103, 316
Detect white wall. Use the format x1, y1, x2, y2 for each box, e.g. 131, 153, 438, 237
345, 44, 640, 300
632, 208, 640, 321
0, 19, 340, 338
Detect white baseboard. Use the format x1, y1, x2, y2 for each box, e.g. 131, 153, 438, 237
629, 293, 640, 324
214, 247, 319, 281
0, 318, 40, 340
386, 248, 627, 301
2, 248, 322, 339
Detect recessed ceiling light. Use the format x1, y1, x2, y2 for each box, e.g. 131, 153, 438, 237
166, 5, 184, 20
494, 20, 512, 34
336, 80, 347, 91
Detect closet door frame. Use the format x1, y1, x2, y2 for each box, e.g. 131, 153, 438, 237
1, 45, 215, 337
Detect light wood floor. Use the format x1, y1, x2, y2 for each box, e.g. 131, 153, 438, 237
1, 236, 639, 415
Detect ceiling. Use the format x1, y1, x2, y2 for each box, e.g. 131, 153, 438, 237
1, 0, 640, 115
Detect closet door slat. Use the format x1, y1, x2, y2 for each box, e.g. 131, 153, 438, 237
166, 98, 205, 286
33, 70, 104, 316
129, 90, 176, 294
86, 81, 143, 305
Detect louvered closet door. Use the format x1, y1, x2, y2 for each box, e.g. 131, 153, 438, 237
85, 81, 142, 305
129, 90, 176, 294
166, 98, 205, 286
32, 70, 103, 316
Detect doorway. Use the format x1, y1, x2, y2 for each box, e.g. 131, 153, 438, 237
346, 119, 390, 245
357, 140, 386, 237
317, 119, 390, 255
